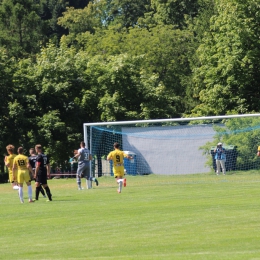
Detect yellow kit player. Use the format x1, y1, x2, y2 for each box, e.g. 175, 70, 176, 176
107, 142, 132, 193
13, 147, 34, 203
4, 144, 18, 189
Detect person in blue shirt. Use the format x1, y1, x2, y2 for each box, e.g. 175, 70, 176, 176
214, 142, 226, 175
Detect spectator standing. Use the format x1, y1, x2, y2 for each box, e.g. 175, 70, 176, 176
214, 142, 226, 175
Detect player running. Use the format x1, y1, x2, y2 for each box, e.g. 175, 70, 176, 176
107, 142, 132, 193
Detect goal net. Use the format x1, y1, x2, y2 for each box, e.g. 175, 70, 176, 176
83, 114, 260, 176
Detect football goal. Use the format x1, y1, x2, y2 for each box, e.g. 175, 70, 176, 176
83, 114, 260, 176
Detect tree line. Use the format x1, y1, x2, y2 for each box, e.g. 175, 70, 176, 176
0, 0, 260, 170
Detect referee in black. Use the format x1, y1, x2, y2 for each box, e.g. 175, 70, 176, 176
34, 145, 52, 201
29, 148, 46, 199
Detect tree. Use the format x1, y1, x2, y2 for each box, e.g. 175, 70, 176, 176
85, 53, 178, 121
67, 0, 90, 9
0, 47, 16, 171
191, 0, 260, 116
139, 0, 200, 29
184, 0, 217, 113
12, 43, 89, 165
57, 3, 102, 35
92, 0, 150, 29
38, 0, 68, 43
0, 0, 46, 57
108, 0, 150, 28
76, 25, 193, 116
40, 0, 92, 43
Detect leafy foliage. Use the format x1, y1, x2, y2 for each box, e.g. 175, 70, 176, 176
191, 0, 260, 116
0, 0, 46, 57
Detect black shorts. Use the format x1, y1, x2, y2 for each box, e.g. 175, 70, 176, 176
36, 174, 47, 185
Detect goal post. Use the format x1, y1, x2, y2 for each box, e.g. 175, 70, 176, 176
84, 113, 260, 177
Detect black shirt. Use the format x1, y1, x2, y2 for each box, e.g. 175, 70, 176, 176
36, 153, 50, 175
29, 155, 37, 169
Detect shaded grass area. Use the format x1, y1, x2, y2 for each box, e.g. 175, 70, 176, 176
1, 173, 260, 259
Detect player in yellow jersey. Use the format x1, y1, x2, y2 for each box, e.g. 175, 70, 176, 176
4, 144, 18, 189
12, 147, 34, 203
107, 142, 132, 193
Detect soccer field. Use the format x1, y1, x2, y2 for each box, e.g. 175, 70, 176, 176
1, 173, 260, 260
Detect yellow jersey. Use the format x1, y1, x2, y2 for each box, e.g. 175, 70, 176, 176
13, 154, 29, 171
6, 154, 17, 172
107, 149, 128, 167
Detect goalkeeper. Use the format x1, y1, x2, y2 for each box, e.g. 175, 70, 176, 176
107, 142, 132, 193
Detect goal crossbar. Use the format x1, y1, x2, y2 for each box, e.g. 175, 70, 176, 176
83, 114, 260, 128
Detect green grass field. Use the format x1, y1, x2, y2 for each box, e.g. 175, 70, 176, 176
1, 172, 260, 260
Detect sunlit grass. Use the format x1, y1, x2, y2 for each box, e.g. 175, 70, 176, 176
1, 172, 260, 259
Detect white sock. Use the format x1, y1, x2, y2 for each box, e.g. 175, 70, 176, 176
118, 181, 123, 192
19, 187, 23, 201
87, 180, 91, 189
28, 185, 32, 200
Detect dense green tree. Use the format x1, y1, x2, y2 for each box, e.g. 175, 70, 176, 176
139, 0, 200, 29
108, 0, 150, 28
38, 0, 68, 42
12, 44, 88, 165
0, 0, 93, 57
88, 53, 177, 121
0, 0, 46, 57
0, 47, 16, 171
10, 42, 182, 164
68, 0, 90, 9
72, 25, 193, 115
39, 0, 91, 42
57, 0, 150, 39
57, 3, 102, 37
184, 0, 217, 113
191, 0, 260, 116
93, 0, 150, 29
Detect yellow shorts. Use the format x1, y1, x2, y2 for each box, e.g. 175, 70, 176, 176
113, 166, 124, 178
17, 170, 31, 184
8, 171, 14, 183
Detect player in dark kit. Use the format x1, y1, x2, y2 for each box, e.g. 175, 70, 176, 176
34, 144, 52, 201
29, 148, 46, 199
